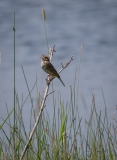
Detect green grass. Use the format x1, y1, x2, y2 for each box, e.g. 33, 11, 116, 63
0, 81, 117, 160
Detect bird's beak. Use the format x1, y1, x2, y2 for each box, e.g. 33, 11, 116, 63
40, 54, 44, 59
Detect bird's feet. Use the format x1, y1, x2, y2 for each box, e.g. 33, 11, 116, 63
46, 74, 51, 85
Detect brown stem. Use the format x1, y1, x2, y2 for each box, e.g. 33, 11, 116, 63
20, 46, 73, 160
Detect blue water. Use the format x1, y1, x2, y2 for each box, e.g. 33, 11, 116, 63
0, 0, 117, 130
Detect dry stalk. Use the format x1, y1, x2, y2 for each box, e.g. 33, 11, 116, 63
20, 45, 73, 160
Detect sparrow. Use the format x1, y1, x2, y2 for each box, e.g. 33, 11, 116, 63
41, 55, 65, 86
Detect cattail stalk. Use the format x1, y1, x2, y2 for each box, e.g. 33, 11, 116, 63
42, 9, 49, 54
42, 9, 46, 21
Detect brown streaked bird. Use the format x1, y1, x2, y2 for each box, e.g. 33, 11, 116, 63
41, 54, 65, 86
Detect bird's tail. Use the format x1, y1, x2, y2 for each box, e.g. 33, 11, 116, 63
59, 77, 65, 87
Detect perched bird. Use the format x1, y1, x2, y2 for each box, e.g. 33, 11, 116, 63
41, 54, 65, 86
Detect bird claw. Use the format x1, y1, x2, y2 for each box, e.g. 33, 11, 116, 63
46, 74, 51, 85
46, 78, 50, 85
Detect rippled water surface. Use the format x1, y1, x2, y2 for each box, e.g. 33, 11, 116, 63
0, 0, 117, 127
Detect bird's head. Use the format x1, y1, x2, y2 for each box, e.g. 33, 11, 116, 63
41, 54, 50, 62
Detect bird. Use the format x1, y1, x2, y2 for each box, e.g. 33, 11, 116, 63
41, 54, 65, 86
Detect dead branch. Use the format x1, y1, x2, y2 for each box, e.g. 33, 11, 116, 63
20, 46, 73, 160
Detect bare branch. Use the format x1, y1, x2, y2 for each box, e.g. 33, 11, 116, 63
46, 90, 55, 96
59, 55, 73, 73
61, 62, 64, 68
20, 46, 73, 160
50, 55, 73, 82
49, 45, 56, 61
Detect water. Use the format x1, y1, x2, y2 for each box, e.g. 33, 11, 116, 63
0, 0, 117, 130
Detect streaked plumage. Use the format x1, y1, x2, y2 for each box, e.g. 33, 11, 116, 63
41, 55, 65, 86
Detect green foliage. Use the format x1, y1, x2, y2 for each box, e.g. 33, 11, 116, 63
1, 63, 117, 160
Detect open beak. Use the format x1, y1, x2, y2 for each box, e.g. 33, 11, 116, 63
40, 54, 44, 59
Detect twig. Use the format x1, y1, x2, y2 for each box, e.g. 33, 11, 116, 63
20, 46, 73, 160
46, 90, 55, 96
49, 45, 56, 62
61, 62, 64, 68
59, 55, 73, 72
51, 55, 73, 82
